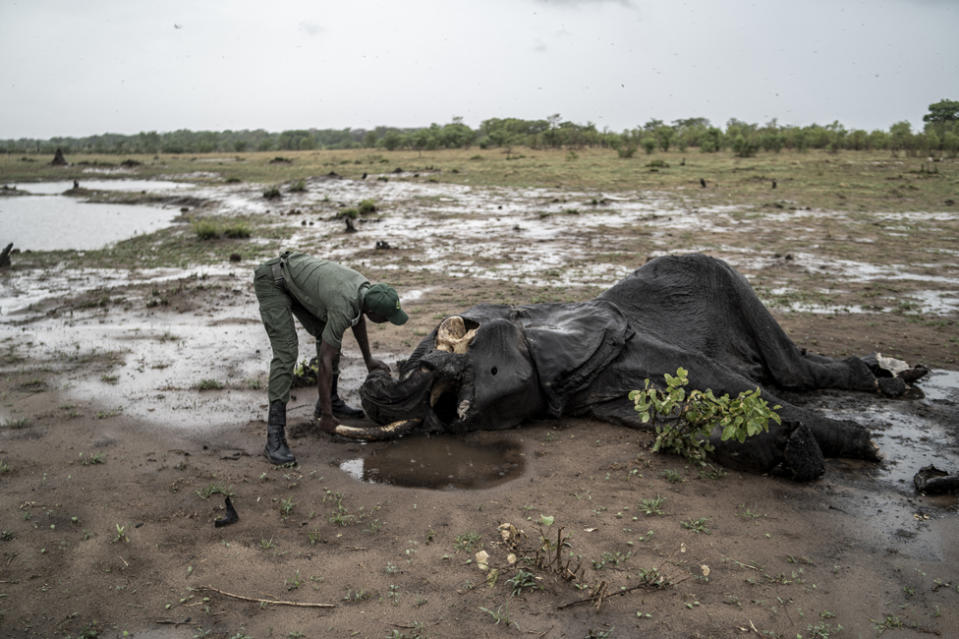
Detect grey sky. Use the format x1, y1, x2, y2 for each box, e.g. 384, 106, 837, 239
1, 0, 956, 139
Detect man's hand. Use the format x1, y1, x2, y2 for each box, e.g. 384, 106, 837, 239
316, 413, 338, 434
366, 358, 390, 374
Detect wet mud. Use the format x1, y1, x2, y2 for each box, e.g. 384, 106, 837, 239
1, 173, 957, 638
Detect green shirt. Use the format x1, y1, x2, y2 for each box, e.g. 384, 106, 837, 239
281, 253, 369, 349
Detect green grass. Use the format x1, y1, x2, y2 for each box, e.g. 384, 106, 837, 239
638, 496, 666, 516
193, 378, 225, 391
454, 531, 482, 553
681, 517, 712, 534
0, 417, 31, 429
4, 148, 955, 212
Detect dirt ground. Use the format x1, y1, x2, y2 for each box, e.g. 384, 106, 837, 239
1, 163, 958, 639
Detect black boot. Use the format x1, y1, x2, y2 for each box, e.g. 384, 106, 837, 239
264, 400, 295, 465
322, 374, 364, 419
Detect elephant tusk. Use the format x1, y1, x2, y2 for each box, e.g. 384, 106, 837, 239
333, 418, 423, 441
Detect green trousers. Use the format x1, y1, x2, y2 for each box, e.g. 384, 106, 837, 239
254, 257, 337, 404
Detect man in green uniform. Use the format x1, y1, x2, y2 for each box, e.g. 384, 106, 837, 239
253, 252, 408, 464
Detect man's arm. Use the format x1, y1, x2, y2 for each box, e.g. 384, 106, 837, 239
351, 315, 390, 373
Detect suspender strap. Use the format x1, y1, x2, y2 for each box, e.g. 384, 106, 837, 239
271, 262, 284, 287
271, 251, 290, 287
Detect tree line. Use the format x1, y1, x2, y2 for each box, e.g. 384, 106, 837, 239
3, 100, 957, 158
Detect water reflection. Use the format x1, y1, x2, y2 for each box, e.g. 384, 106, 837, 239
339, 435, 525, 489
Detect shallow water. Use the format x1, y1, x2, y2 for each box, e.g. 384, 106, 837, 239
1, 197, 181, 251
338, 434, 525, 489
817, 369, 959, 489
10, 179, 192, 195
1, 179, 194, 251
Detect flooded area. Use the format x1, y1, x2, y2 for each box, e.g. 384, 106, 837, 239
2, 164, 957, 638
2, 176, 958, 450
0, 179, 195, 250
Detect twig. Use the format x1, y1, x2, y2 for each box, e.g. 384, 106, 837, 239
197, 585, 335, 608
154, 618, 191, 626
557, 574, 690, 610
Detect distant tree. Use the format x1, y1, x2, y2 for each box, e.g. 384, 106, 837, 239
643, 118, 665, 132
654, 125, 673, 151
943, 131, 959, 157
759, 131, 783, 152
889, 121, 913, 153
868, 129, 889, 150
846, 129, 868, 151
383, 131, 405, 151
923, 99, 959, 125
732, 134, 758, 158
672, 117, 710, 151
700, 127, 723, 153
672, 117, 710, 129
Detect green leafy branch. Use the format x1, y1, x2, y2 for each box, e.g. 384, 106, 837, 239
628, 367, 781, 463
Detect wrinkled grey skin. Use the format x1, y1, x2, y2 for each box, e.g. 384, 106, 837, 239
355, 254, 923, 481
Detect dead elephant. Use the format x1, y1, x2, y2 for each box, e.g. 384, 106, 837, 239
345, 254, 926, 481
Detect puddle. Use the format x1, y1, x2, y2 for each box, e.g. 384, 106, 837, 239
339, 434, 525, 489
9, 179, 192, 195
1, 180, 195, 251
1, 197, 182, 251
817, 369, 959, 489
797, 369, 959, 560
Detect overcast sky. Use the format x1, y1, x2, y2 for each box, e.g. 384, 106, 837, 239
1, 0, 957, 140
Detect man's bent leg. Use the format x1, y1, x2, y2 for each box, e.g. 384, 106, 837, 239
310, 350, 365, 419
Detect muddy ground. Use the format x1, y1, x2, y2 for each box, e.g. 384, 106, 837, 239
1, 155, 958, 639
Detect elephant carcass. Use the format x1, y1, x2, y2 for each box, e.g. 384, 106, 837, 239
354, 254, 924, 481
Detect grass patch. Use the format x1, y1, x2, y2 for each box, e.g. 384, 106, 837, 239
192, 220, 252, 240
195, 482, 232, 499
193, 379, 224, 391
681, 517, 712, 534
1, 417, 31, 429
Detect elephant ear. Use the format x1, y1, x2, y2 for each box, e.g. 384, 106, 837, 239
518, 300, 632, 417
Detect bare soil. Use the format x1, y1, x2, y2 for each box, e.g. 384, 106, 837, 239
1, 158, 957, 639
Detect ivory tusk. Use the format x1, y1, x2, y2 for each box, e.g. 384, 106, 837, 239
333, 418, 423, 441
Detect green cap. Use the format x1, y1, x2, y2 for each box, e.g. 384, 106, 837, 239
364, 283, 408, 325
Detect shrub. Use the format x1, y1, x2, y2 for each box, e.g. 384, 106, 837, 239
616, 142, 637, 159
222, 223, 251, 239
629, 367, 781, 463
732, 134, 759, 158
357, 199, 377, 215
288, 179, 306, 193
194, 379, 224, 391
193, 220, 220, 240
263, 185, 282, 199
193, 220, 251, 240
